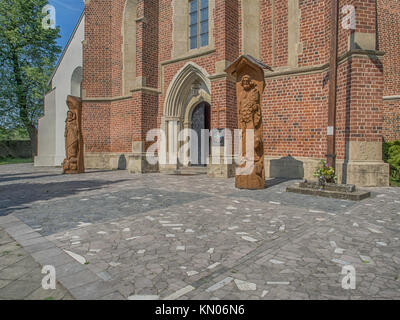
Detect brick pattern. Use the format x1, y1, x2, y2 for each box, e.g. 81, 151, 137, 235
82, 102, 111, 153
378, 0, 400, 96
383, 100, 400, 141
83, 0, 112, 98
263, 73, 329, 158
260, 0, 274, 66
298, 0, 330, 66
81, 0, 398, 160
110, 98, 135, 152
211, 0, 239, 131
111, 0, 124, 97
336, 56, 385, 159
377, 0, 400, 141
273, 0, 289, 67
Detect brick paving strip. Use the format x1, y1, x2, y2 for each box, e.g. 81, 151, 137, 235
0, 225, 73, 300
0, 215, 120, 300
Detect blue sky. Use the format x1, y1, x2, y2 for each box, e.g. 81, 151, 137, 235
48, 0, 84, 52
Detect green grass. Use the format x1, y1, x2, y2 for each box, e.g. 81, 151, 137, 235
0, 157, 33, 165
390, 179, 400, 187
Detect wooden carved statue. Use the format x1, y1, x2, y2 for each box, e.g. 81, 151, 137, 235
62, 95, 84, 174
225, 55, 271, 189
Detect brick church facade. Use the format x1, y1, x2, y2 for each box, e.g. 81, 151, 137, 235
79, 0, 400, 186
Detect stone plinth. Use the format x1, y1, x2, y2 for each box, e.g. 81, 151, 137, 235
286, 181, 371, 201
127, 142, 159, 174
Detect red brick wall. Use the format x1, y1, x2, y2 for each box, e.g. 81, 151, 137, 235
298, 0, 330, 66
263, 73, 329, 158
81, 0, 397, 160
260, 0, 274, 66
383, 100, 400, 141
83, 0, 160, 153
261, 0, 330, 158
83, 0, 112, 98
82, 102, 111, 152
110, 0, 124, 97
211, 0, 239, 131
158, 0, 173, 63
335, 0, 385, 159
141, 0, 159, 88
336, 55, 385, 159
110, 98, 134, 152
377, 0, 400, 141
273, 0, 288, 67
82, 0, 114, 153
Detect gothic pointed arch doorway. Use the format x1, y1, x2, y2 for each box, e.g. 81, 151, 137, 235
161, 62, 212, 172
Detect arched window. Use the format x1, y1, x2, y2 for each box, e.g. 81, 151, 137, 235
71, 67, 82, 97
189, 0, 209, 50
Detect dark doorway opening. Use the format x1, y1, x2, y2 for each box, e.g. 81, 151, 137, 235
190, 102, 211, 167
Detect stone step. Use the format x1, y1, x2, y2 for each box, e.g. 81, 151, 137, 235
161, 167, 207, 176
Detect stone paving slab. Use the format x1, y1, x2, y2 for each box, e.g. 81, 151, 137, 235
0, 215, 119, 300
0, 164, 399, 300
0, 225, 74, 300
11, 187, 209, 236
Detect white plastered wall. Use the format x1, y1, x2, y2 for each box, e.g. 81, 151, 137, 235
35, 15, 84, 167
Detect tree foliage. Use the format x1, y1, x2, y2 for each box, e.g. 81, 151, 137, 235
0, 126, 29, 140
0, 0, 61, 154
384, 140, 400, 183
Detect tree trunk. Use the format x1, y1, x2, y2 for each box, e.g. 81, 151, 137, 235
10, 50, 36, 158
26, 124, 38, 159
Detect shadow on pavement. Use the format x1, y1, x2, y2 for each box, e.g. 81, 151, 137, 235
265, 177, 297, 188
0, 179, 129, 216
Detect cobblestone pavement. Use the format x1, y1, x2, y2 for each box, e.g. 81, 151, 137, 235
0, 227, 73, 300
0, 163, 399, 300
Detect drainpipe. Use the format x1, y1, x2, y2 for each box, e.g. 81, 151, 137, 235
327, 0, 339, 169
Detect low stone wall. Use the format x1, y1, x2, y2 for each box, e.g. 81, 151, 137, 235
84, 152, 133, 170
0, 140, 32, 159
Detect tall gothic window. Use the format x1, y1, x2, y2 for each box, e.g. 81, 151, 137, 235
189, 0, 209, 50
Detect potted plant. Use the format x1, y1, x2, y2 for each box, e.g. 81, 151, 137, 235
313, 160, 337, 187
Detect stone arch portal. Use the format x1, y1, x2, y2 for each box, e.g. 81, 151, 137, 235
161, 62, 211, 171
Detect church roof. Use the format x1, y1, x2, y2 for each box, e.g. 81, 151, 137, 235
48, 10, 85, 86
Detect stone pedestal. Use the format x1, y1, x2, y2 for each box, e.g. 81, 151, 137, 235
127, 154, 159, 174
207, 163, 235, 178
207, 146, 235, 178
336, 141, 390, 187
336, 160, 390, 187
127, 142, 159, 174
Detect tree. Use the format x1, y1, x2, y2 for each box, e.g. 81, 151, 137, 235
0, 126, 29, 141
0, 0, 61, 157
